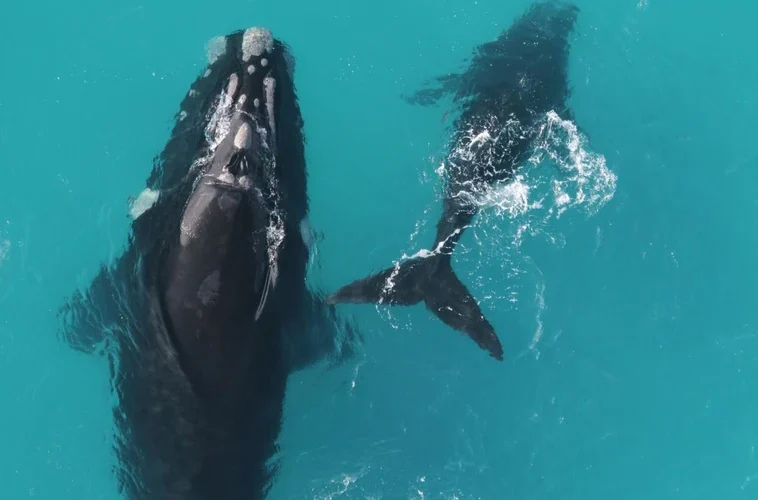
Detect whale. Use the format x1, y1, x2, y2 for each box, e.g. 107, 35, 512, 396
57, 27, 357, 500
327, 1, 581, 361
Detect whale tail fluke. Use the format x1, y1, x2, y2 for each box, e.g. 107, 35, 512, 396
327, 254, 503, 360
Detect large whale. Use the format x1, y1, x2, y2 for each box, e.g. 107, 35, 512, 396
57, 27, 356, 500
327, 1, 581, 361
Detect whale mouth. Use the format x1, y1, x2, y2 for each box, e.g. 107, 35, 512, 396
201, 175, 254, 192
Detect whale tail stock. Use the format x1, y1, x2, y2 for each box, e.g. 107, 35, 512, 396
327, 252, 503, 361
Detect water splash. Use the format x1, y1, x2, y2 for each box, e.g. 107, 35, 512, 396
439, 110, 617, 257
380, 110, 616, 342
530, 110, 617, 217
314, 467, 369, 499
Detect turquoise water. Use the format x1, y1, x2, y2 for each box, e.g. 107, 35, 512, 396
2, 0, 758, 498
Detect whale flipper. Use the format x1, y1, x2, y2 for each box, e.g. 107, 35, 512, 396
328, 255, 503, 360
57, 264, 120, 356
283, 291, 362, 373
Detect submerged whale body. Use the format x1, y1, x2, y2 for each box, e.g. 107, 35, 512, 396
58, 27, 356, 500
327, 1, 581, 361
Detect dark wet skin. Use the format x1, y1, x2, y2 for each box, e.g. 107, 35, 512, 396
57, 27, 358, 500
160, 52, 278, 409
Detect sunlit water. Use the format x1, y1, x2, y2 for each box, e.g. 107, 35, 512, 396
2, 0, 758, 498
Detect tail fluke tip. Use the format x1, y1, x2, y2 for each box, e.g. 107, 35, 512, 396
329, 256, 505, 361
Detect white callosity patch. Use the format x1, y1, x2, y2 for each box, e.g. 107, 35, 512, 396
226, 73, 239, 97
263, 76, 276, 147
247, 65, 255, 74
218, 173, 235, 186
205, 35, 227, 65
129, 188, 160, 219
234, 122, 252, 150
242, 27, 274, 62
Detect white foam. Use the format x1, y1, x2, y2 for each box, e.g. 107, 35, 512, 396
204, 88, 235, 151
531, 110, 618, 216
457, 174, 535, 217
444, 110, 616, 225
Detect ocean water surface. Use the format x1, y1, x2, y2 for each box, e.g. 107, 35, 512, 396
2, 0, 758, 498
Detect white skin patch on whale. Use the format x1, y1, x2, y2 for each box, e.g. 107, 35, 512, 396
242, 27, 274, 62
129, 188, 160, 219
263, 76, 276, 144
205, 35, 227, 65
234, 122, 253, 150
227, 73, 239, 97
218, 171, 234, 184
